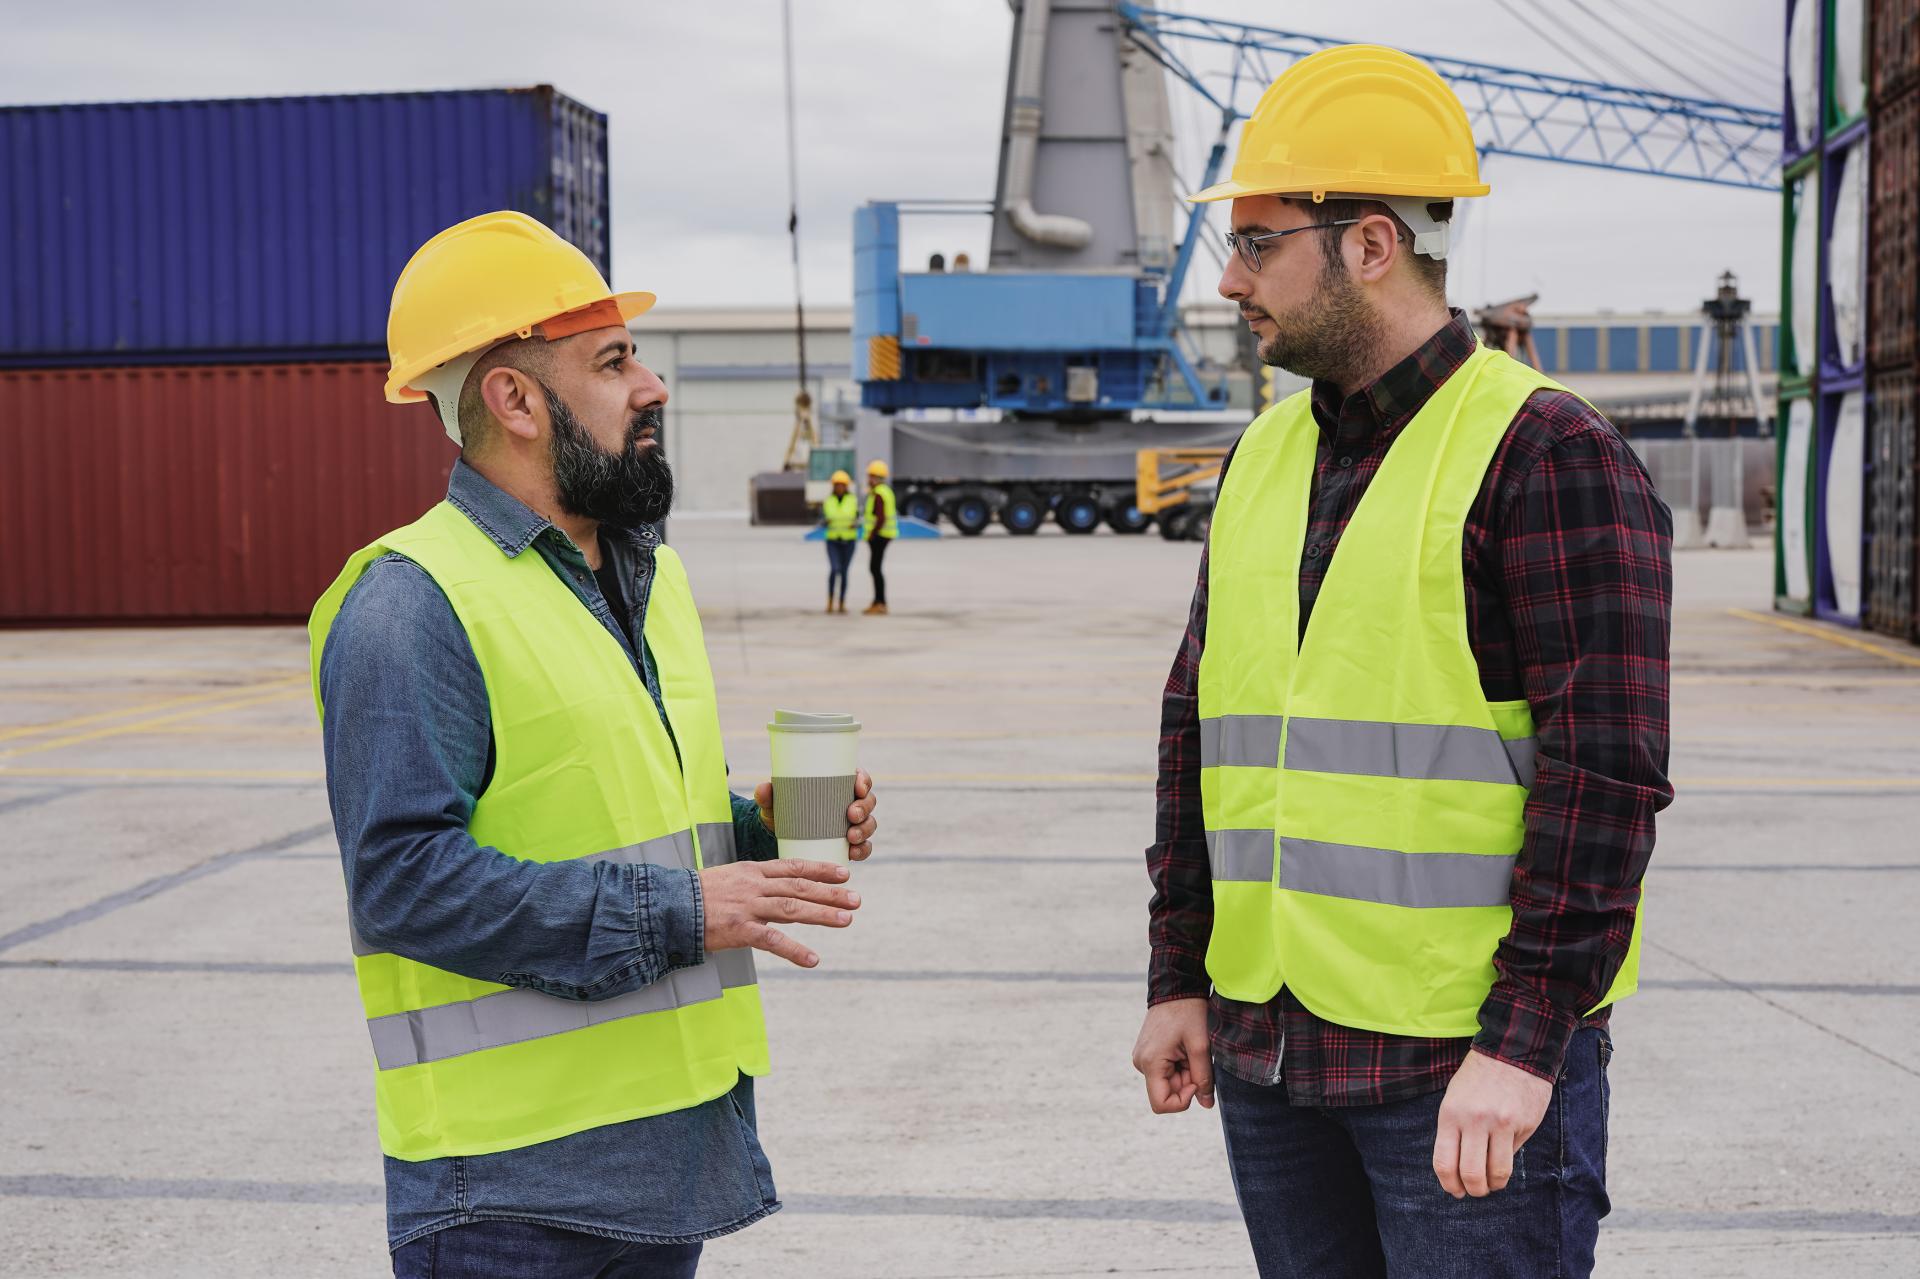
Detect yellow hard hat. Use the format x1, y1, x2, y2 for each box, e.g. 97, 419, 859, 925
384, 211, 655, 404
830, 469, 853, 485
1192, 45, 1489, 205
866, 460, 889, 478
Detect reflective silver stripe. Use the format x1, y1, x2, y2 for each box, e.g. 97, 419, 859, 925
366, 947, 758, 1071
696, 821, 739, 868
1279, 837, 1515, 908
1284, 718, 1535, 787
1205, 828, 1276, 882
578, 829, 697, 872
1199, 716, 1285, 769
353, 831, 699, 960
712, 947, 757, 989
1503, 736, 1539, 790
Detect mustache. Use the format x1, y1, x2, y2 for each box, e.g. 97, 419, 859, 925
627, 403, 665, 444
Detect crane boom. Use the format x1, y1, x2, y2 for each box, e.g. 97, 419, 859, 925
1118, 2, 1782, 191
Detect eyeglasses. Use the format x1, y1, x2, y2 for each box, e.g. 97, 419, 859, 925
1224, 220, 1362, 273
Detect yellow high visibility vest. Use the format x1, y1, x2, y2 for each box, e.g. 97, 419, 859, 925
1199, 346, 1641, 1035
823, 492, 859, 540
309, 501, 768, 1160
869, 483, 898, 538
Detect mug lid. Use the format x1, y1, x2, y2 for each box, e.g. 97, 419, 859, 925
767, 708, 861, 733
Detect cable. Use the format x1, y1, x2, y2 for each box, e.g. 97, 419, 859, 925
1610, 0, 1779, 103
1490, 0, 1626, 86
1629, 0, 1784, 82
1565, 0, 1756, 103
1518, 0, 1658, 91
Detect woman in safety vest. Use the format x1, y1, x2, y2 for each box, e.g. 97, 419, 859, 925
821, 470, 859, 613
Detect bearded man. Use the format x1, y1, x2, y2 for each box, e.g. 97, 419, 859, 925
1130, 48, 1671, 1279
312, 212, 879, 1277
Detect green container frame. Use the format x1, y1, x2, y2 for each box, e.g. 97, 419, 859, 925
1776, 386, 1819, 615
1779, 153, 1821, 396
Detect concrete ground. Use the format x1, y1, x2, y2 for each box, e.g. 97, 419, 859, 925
1, 520, 1916, 1278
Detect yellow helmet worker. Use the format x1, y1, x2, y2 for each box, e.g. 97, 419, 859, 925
309, 209, 881, 1262
822, 470, 859, 612
1136, 43, 1667, 1275
385, 210, 656, 444
862, 460, 897, 616
1192, 43, 1488, 259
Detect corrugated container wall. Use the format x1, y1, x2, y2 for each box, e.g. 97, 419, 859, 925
0, 88, 608, 366
0, 364, 454, 622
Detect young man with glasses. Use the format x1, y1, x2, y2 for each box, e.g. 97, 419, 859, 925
1131, 45, 1671, 1279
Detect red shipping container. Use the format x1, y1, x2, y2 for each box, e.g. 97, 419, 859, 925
1866, 369, 1918, 641
1872, 0, 1920, 104
1868, 90, 1919, 372
0, 362, 454, 623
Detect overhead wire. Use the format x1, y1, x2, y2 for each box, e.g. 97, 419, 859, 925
1517, 0, 1660, 91
1564, 0, 1757, 103
1489, 0, 1627, 86
1609, 0, 1780, 103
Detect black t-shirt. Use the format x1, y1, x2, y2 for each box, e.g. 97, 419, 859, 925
593, 535, 634, 651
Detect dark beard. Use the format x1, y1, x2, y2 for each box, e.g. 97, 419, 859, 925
1256, 257, 1384, 388
544, 387, 673, 528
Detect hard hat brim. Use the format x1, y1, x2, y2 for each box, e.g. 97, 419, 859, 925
387, 290, 657, 404
1191, 177, 1489, 204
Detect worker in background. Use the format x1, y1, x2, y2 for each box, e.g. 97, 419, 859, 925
822, 468, 858, 613
863, 459, 898, 615
1130, 47, 1670, 1279
311, 211, 880, 1277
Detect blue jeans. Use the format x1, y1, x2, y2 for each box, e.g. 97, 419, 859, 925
391, 1221, 701, 1278
1216, 1027, 1612, 1279
826, 538, 855, 601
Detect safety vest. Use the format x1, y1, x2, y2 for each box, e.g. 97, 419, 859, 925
822, 492, 859, 540
308, 501, 769, 1161
1199, 345, 1642, 1036
869, 483, 898, 538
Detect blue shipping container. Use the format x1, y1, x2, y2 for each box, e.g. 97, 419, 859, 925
2, 87, 609, 366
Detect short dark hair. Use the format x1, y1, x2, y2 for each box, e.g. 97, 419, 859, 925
451, 338, 551, 452
1278, 196, 1451, 301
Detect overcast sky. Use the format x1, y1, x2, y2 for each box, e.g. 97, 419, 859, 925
7, 0, 1786, 317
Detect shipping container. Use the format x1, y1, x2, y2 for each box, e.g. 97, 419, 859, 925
1865, 369, 1917, 639
1820, 130, 1869, 378
1828, 0, 1869, 134
0, 363, 453, 623
1787, 0, 1822, 161
1783, 159, 1822, 387
1868, 89, 1918, 371
1814, 388, 1868, 623
1871, 0, 1920, 103
1777, 393, 1818, 615
1, 87, 608, 368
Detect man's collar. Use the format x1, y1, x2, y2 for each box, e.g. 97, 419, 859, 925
446, 459, 661, 557
1309, 308, 1479, 443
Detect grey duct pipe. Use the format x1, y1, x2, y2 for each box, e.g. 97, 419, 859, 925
1004, 0, 1094, 249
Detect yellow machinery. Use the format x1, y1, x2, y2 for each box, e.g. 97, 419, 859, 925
1136, 446, 1230, 541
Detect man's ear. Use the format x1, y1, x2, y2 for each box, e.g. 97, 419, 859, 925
1351, 214, 1401, 286
479, 366, 543, 444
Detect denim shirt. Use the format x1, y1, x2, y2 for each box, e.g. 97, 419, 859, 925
319, 459, 781, 1250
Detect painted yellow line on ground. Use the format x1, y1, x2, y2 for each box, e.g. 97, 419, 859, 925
1728, 608, 1920, 669
0, 687, 308, 760
0, 678, 305, 744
